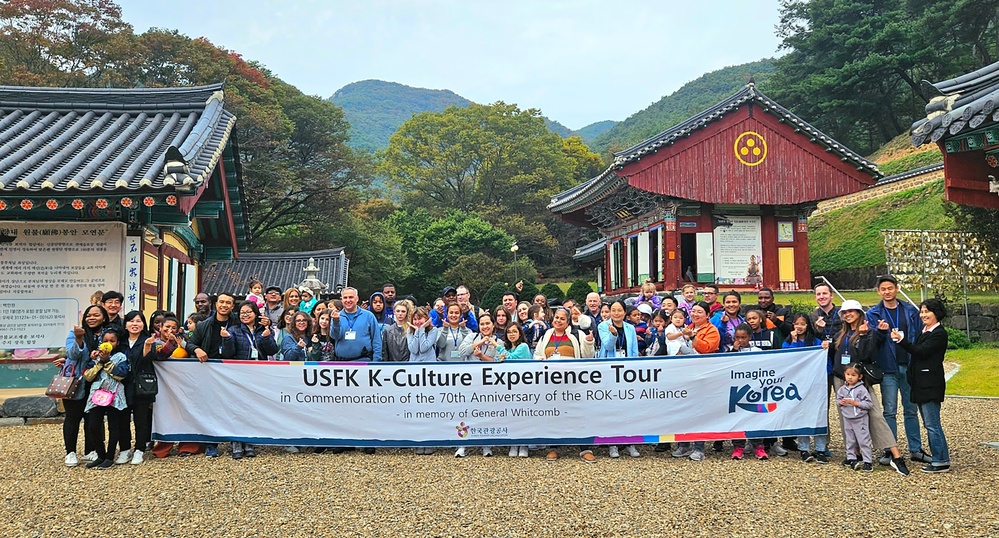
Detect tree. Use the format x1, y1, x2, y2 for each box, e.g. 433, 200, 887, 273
566, 279, 595, 306
540, 283, 564, 304
480, 282, 509, 312
443, 253, 507, 300
771, 0, 998, 152
379, 102, 604, 274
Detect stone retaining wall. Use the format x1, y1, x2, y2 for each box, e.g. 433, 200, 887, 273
813, 169, 943, 216
948, 303, 999, 342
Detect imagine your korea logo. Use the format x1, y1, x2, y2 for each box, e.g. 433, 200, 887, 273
728, 368, 801, 413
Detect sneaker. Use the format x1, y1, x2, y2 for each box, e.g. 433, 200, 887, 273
689, 449, 705, 461
608, 446, 620, 458
454, 447, 466, 458
624, 445, 640, 458
130, 450, 144, 465
518, 446, 529, 458
843, 459, 858, 468
731, 446, 745, 460
772, 444, 788, 457
284, 446, 299, 453
245, 446, 257, 458
64, 452, 79, 467
672, 446, 694, 458
859, 462, 874, 472
800, 451, 815, 463
654, 443, 671, 452
878, 450, 891, 466
481, 447, 492, 457
232, 450, 244, 460
85, 458, 106, 469
423, 448, 435, 455
712, 441, 724, 452
205, 446, 219, 458
415, 447, 425, 455
890, 457, 910, 476
96, 459, 114, 470
921, 464, 950, 473
910, 450, 933, 463
580, 450, 596, 463
814, 452, 829, 464
754, 445, 768, 460
509, 447, 518, 458
363, 448, 375, 454
852, 460, 865, 471
82, 451, 98, 463
114, 450, 132, 465
546, 450, 559, 461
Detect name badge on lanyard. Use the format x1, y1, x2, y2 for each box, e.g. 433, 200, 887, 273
616, 349, 627, 358
248, 332, 258, 359
345, 330, 356, 341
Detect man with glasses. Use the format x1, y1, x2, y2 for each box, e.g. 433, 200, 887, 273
702, 285, 722, 315
101, 291, 125, 330
184, 292, 236, 458
455, 285, 481, 330
262, 286, 284, 326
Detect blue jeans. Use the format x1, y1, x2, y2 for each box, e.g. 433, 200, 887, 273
796, 434, 828, 453
880, 365, 922, 453
918, 401, 950, 465
678, 441, 705, 451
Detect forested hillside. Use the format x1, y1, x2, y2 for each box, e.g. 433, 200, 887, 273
589, 59, 776, 156
330, 80, 471, 152
574, 120, 617, 143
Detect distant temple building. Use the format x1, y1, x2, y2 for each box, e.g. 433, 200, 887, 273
911, 61, 999, 209
549, 83, 881, 294
202, 248, 349, 298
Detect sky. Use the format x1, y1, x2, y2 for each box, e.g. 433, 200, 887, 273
116, 1, 784, 130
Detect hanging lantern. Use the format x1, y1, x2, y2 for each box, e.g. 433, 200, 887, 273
143, 196, 155, 207
71, 199, 85, 210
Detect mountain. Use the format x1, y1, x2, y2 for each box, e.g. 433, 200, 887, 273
330, 80, 472, 152
574, 120, 617, 143
331, 80, 580, 152
589, 59, 777, 156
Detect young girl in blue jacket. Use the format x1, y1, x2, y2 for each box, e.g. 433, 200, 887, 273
83, 328, 130, 469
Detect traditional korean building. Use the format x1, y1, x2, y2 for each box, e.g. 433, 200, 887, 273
0, 83, 248, 320
550, 83, 881, 294
911, 61, 999, 209
202, 248, 350, 299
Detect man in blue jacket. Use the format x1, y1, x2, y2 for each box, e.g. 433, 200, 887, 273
865, 276, 928, 465
331, 287, 382, 362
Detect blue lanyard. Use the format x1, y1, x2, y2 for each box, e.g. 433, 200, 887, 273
884, 307, 898, 329
449, 327, 461, 347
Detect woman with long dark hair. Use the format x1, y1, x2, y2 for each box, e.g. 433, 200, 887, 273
119, 310, 150, 464
56, 304, 108, 467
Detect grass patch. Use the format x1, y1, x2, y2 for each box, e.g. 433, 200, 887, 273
771, 291, 999, 307
946, 346, 999, 397
808, 180, 955, 273
877, 152, 943, 177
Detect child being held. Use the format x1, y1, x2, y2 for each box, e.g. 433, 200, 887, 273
246, 280, 265, 309
522, 305, 550, 352
837, 363, 875, 472
635, 281, 662, 310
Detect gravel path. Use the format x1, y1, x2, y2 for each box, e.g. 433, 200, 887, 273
1, 398, 997, 537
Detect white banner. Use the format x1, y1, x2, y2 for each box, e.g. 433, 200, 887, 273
0, 221, 125, 360
152, 348, 829, 447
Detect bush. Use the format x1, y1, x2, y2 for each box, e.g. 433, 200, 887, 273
480, 282, 509, 312
566, 279, 595, 306
540, 283, 564, 304
518, 280, 539, 303
946, 327, 971, 349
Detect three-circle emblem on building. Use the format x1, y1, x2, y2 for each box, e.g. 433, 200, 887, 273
734, 131, 767, 166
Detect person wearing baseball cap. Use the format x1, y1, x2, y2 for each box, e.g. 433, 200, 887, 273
262, 286, 284, 326
828, 298, 910, 475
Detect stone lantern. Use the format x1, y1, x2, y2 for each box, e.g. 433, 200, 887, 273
299, 257, 327, 298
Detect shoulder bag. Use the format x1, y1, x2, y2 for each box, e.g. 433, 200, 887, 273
45, 364, 81, 399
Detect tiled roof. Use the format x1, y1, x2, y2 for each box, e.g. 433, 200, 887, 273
572, 238, 606, 263
613, 83, 877, 173
911, 61, 999, 146
0, 83, 235, 192
201, 248, 349, 297
874, 162, 943, 187
550, 83, 879, 213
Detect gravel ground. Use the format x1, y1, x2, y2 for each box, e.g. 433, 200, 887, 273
1, 398, 997, 537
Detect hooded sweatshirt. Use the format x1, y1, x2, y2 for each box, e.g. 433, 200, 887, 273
368, 291, 391, 326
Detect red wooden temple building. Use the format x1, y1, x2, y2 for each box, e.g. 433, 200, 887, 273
911, 61, 999, 209
549, 83, 881, 294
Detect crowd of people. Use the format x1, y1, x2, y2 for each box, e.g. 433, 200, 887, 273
53, 277, 951, 474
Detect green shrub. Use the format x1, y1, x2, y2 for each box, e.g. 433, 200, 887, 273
518, 280, 539, 303
946, 327, 971, 349
566, 279, 595, 306
540, 283, 565, 304
480, 282, 509, 312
